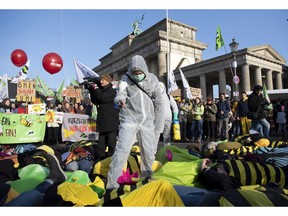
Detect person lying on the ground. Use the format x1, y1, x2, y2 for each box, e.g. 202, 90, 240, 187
0, 153, 67, 206
198, 158, 288, 191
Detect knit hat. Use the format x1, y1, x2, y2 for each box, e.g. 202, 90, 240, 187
101, 74, 112, 83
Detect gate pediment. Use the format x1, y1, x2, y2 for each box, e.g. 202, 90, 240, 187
248, 45, 286, 63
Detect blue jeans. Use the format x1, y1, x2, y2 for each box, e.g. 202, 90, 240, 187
252, 118, 270, 138
173, 185, 220, 206
65, 159, 93, 175
4, 181, 51, 206
191, 119, 203, 141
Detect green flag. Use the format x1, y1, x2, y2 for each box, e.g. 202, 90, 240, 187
35, 76, 46, 96
216, 27, 224, 51
70, 78, 79, 87
56, 80, 65, 102
35, 76, 55, 97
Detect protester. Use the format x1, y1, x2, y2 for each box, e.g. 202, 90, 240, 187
0, 98, 12, 113
46, 100, 60, 145
56, 102, 63, 112
190, 97, 204, 143
62, 102, 74, 113
77, 104, 86, 114
0, 153, 67, 206
106, 55, 165, 189
85, 73, 119, 163
247, 85, 271, 138
10, 101, 18, 113
216, 93, 231, 141
158, 81, 179, 146
237, 91, 251, 135
203, 97, 218, 141
179, 98, 189, 141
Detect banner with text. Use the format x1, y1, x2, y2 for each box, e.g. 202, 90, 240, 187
61, 113, 98, 142
0, 113, 46, 144
16, 79, 36, 102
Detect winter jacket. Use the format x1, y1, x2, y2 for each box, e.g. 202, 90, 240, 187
216, 99, 231, 119
89, 83, 119, 133
204, 103, 218, 121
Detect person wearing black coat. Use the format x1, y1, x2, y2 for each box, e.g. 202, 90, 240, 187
86, 74, 120, 162
247, 85, 271, 138
216, 93, 231, 141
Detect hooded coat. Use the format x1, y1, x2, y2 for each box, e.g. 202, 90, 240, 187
107, 55, 165, 189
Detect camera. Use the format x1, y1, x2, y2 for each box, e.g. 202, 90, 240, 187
84, 76, 100, 83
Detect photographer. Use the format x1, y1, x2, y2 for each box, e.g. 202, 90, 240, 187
247, 85, 271, 138
84, 74, 119, 163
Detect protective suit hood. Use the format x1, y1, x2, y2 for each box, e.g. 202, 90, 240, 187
128, 55, 149, 75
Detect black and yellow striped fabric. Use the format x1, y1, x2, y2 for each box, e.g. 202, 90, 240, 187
93, 153, 162, 178
270, 140, 288, 148
219, 185, 288, 206
234, 134, 251, 145
96, 179, 185, 207
225, 159, 287, 187
96, 178, 151, 206
66, 140, 95, 152
222, 146, 257, 158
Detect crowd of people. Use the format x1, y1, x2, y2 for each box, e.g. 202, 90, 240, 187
177, 86, 287, 143
1, 54, 288, 206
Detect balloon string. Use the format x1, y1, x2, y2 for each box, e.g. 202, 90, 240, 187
60, 10, 67, 82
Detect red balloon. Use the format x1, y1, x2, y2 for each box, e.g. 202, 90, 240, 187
11, 49, 28, 67
42, 52, 63, 74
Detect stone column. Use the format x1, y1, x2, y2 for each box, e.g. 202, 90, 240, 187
158, 51, 167, 83
207, 84, 214, 99
275, 72, 283, 89
265, 69, 273, 90
241, 64, 250, 92
200, 74, 207, 101
112, 72, 119, 81
255, 67, 262, 86
218, 69, 226, 95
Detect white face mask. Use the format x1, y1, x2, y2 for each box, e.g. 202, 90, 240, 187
132, 74, 145, 82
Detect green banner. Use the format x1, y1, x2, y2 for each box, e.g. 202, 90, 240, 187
0, 113, 46, 144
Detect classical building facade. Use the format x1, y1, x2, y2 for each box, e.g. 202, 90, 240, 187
177, 45, 286, 100
93, 18, 207, 82
93, 18, 287, 100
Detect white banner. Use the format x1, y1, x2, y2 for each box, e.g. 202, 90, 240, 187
168, 70, 178, 93
73, 58, 99, 83
179, 68, 193, 100
61, 113, 98, 142
0, 73, 9, 102
11, 60, 30, 83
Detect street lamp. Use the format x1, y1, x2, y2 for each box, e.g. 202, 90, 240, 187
229, 38, 239, 100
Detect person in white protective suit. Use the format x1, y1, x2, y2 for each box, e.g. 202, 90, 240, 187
158, 81, 179, 146
106, 55, 165, 189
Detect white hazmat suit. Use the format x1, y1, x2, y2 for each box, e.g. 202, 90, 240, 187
106, 55, 165, 189
159, 82, 179, 146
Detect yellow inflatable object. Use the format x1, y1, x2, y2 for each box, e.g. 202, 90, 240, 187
121, 179, 185, 207
58, 182, 99, 206
254, 138, 270, 147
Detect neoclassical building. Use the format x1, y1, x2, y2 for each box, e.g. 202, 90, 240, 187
93, 18, 287, 100
177, 45, 286, 100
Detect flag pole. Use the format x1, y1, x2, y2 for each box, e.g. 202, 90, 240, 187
216, 27, 233, 77
166, 9, 170, 93
223, 45, 234, 77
